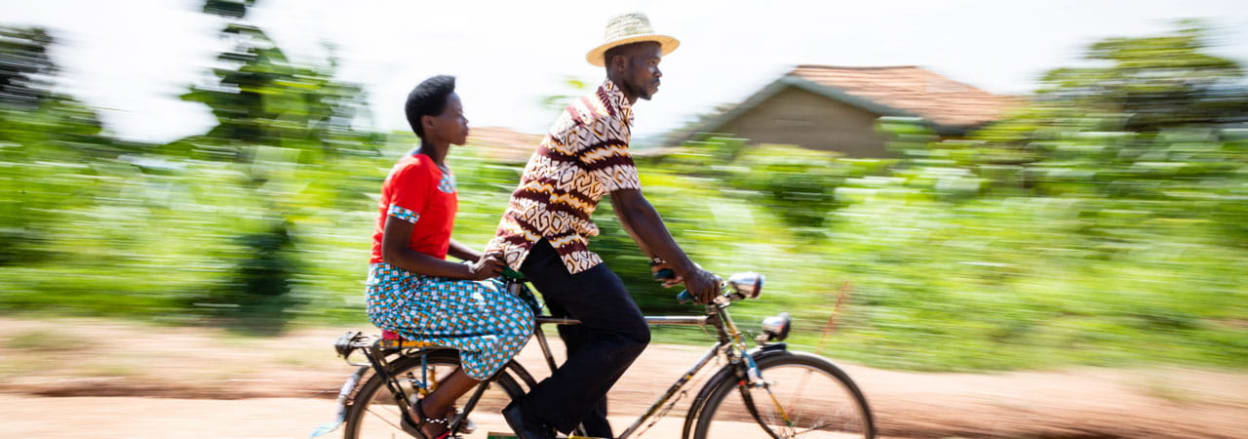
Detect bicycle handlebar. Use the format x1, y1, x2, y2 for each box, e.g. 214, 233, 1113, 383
653, 268, 695, 304
676, 289, 694, 304
502, 267, 526, 281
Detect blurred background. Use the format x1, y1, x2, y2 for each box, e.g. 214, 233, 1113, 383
0, 0, 1246, 437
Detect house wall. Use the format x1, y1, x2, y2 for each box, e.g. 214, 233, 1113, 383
716, 87, 894, 158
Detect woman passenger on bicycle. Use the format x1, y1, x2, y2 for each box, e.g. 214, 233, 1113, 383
366, 75, 535, 439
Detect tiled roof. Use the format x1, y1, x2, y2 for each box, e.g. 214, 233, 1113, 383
788, 65, 1017, 127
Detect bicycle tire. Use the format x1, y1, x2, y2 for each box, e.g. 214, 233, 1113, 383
343, 349, 525, 439
692, 351, 875, 439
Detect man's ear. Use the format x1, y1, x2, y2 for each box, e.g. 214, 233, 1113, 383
608, 54, 626, 74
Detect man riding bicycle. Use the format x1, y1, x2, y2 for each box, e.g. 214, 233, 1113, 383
484, 12, 720, 439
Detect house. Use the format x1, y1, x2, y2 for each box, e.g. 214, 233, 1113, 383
671, 65, 1020, 157
469, 126, 683, 163
466, 126, 544, 163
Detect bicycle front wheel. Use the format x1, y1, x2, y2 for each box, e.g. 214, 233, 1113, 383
693, 351, 875, 439
344, 350, 524, 439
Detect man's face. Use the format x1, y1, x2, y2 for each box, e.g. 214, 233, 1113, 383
622, 42, 663, 100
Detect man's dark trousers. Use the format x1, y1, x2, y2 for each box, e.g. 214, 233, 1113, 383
518, 239, 651, 437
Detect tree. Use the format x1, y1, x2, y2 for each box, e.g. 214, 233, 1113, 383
174, 0, 379, 330
176, 0, 375, 160
0, 26, 111, 265
1038, 20, 1247, 131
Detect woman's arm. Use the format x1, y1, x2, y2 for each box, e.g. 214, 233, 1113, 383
382, 219, 502, 280
446, 239, 482, 262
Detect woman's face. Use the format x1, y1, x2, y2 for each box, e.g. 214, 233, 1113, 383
429, 92, 469, 145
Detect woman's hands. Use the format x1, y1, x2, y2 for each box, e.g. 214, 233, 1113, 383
465, 252, 506, 280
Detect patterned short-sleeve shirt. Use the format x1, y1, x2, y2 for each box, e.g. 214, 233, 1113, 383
485, 80, 641, 274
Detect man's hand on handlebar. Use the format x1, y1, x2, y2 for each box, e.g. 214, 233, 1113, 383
685, 268, 721, 304
650, 262, 684, 288
654, 262, 720, 304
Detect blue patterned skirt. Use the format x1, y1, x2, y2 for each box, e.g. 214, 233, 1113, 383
365, 262, 535, 380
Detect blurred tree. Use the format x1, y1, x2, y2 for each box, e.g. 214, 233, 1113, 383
727, 144, 853, 230
0, 26, 55, 110
186, 220, 304, 333
538, 76, 590, 115
1038, 20, 1247, 131
202, 0, 256, 18
168, 0, 380, 329
176, 0, 377, 161
897, 22, 1248, 200
0, 26, 111, 265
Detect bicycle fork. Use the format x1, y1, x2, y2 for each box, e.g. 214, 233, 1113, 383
722, 308, 797, 430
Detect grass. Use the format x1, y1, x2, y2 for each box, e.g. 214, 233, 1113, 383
3, 329, 79, 352
1138, 378, 1202, 405
73, 360, 144, 378
0, 357, 54, 381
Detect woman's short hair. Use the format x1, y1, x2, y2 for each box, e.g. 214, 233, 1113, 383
404, 75, 456, 138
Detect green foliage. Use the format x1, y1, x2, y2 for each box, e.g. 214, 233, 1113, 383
4, 329, 77, 351
186, 220, 304, 332
1039, 21, 1247, 131
0, 20, 1244, 371
176, 3, 374, 161
0, 26, 114, 266
538, 76, 591, 115
202, 0, 257, 19
728, 145, 853, 229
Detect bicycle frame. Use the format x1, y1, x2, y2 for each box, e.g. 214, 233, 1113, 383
530, 313, 728, 439
321, 282, 787, 439
496, 293, 769, 439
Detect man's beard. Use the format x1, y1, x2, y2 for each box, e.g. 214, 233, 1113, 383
634, 81, 653, 100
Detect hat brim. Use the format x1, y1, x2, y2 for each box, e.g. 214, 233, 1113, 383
585, 34, 679, 67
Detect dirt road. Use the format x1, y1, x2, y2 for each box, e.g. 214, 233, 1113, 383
2, 318, 1246, 438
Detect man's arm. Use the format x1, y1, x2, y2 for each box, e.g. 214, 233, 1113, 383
610, 188, 720, 303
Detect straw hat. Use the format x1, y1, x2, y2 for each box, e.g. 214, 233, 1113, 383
585, 12, 680, 67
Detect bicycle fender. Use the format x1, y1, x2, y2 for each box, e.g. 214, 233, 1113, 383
680, 344, 789, 439
309, 365, 370, 439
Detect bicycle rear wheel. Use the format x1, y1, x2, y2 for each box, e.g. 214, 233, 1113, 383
693, 352, 875, 439
344, 350, 524, 439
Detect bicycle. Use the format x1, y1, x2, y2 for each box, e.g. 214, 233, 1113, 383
311, 270, 876, 439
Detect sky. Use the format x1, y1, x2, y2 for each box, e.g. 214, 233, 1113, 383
3, 0, 1247, 145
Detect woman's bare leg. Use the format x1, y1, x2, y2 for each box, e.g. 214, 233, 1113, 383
415, 367, 479, 437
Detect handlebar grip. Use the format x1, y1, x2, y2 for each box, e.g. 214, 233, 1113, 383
502, 267, 525, 281
653, 268, 676, 281
676, 290, 693, 304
